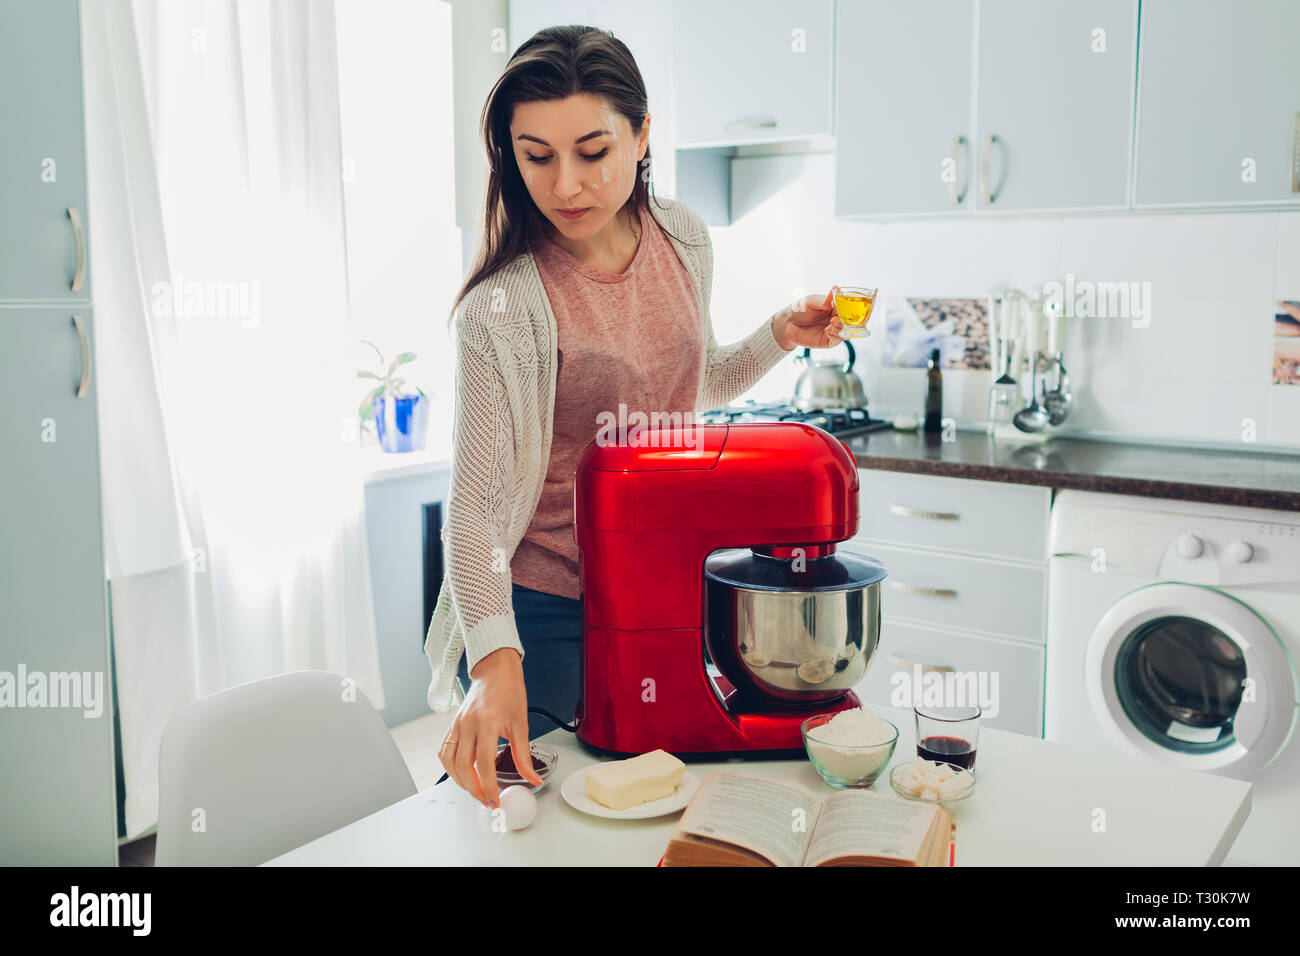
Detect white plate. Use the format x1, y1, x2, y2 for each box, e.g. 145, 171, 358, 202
560, 765, 699, 820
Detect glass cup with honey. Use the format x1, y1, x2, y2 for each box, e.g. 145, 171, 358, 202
831, 285, 877, 339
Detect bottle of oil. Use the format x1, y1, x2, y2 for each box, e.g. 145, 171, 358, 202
923, 348, 943, 433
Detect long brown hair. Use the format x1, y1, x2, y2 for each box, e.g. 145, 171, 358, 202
448, 25, 694, 326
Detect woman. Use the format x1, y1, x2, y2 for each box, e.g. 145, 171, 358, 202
425, 25, 847, 809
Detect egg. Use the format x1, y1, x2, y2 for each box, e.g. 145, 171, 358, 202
499, 785, 537, 830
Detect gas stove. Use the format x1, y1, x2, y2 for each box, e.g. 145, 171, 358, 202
697, 400, 893, 438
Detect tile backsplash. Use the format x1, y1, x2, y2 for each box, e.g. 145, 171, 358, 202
706, 151, 1300, 450
1274, 305, 1300, 385
904, 298, 990, 371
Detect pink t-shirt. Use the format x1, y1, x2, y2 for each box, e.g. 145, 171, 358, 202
511, 206, 703, 599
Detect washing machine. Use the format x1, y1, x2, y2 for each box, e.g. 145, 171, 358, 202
1046, 489, 1300, 867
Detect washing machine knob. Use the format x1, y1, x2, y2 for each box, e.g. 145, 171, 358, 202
1226, 540, 1254, 564
1177, 531, 1204, 559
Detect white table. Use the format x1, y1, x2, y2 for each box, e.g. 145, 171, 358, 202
266, 704, 1252, 866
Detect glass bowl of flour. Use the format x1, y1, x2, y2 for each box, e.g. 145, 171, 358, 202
801, 708, 899, 789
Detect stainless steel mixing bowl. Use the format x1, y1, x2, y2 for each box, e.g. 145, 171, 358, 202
703, 547, 887, 704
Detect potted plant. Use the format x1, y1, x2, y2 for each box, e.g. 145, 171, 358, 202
357, 339, 428, 453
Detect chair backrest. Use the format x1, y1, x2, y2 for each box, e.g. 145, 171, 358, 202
155, 670, 416, 866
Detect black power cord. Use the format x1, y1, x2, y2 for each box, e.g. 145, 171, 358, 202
526, 706, 579, 734
433, 706, 576, 786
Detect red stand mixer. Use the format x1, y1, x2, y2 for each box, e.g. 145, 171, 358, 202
573, 421, 888, 756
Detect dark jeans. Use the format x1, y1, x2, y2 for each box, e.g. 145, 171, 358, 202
456, 582, 582, 741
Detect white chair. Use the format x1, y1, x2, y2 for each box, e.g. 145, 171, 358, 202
155, 670, 416, 866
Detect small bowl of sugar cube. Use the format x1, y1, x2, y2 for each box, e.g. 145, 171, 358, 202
889, 758, 976, 810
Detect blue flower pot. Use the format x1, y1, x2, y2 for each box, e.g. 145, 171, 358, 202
373, 392, 428, 453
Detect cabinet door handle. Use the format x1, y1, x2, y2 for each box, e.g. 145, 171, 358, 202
1291, 112, 1299, 193
886, 653, 955, 674
980, 133, 1000, 205
887, 580, 958, 598
72, 314, 90, 398
889, 503, 960, 521
724, 117, 777, 132
68, 207, 86, 293
947, 135, 968, 205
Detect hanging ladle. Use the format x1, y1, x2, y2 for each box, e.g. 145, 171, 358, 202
1012, 297, 1050, 433
1042, 298, 1072, 426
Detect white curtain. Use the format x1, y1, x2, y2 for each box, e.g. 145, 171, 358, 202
83, 0, 385, 838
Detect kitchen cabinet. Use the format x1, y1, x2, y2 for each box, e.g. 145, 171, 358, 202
975, 0, 1135, 213
509, 0, 599, 51
846, 469, 1051, 737
835, 0, 1136, 218
0, 0, 91, 300
0, 308, 118, 865
850, 469, 1051, 563
0, 0, 117, 865
835, 0, 975, 217
1135, 0, 1300, 208
851, 541, 1047, 645
672, 0, 834, 149
849, 618, 1045, 738
507, 0, 673, 117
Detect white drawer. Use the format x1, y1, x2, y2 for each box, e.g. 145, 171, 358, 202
842, 541, 1047, 644
854, 469, 1051, 564
853, 619, 1045, 739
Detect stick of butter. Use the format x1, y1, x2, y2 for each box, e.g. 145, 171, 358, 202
585, 749, 685, 810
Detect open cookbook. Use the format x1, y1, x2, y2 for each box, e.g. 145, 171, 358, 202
661, 770, 954, 867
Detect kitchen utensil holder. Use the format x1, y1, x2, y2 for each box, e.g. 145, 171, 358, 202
988, 420, 1054, 443
987, 348, 1058, 442
986, 287, 1063, 443
986, 380, 1019, 426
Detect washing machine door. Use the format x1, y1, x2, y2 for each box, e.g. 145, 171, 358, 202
1085, 583, 1297, 779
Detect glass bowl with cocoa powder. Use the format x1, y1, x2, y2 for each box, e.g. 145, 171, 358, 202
494, 742, 558, 793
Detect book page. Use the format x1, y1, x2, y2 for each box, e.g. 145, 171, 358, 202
804, 789, 937, 867
677, 771, 822, 868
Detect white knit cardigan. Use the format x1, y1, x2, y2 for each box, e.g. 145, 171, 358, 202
424, 195, 795, 712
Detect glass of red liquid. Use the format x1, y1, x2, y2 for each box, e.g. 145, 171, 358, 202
914, 703, 981, 774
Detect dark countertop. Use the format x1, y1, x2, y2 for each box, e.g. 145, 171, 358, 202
840, 427, 1300, 512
